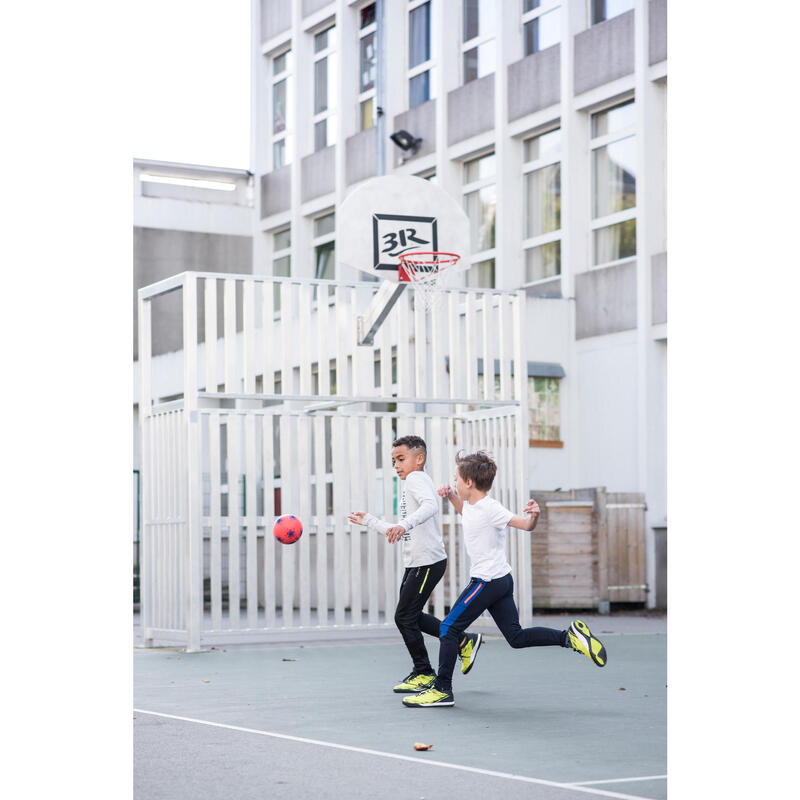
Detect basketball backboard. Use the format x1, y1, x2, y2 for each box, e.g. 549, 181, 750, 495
338, 175, 471, 282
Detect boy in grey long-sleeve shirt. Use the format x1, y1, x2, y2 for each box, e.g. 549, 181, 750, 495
348, 435, 482, 693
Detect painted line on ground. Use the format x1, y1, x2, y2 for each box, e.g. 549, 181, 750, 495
134, 709, 654, 800
569, 775, 667, 786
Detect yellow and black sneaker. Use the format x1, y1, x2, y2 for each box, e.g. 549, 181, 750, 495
567, 619, 607, 667
402, 685, 455, 708
459, 632, 483, 675
393, 672, 436, 693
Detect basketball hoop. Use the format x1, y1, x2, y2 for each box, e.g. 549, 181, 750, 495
398, 251, 462, 311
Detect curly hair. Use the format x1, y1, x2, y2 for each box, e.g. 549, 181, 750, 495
455, 450, 497, 491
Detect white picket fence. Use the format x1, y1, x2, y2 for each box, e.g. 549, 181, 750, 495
138, 272, 529, 649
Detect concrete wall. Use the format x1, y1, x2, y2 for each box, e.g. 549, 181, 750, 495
508, 45, 561, 121
525, 297, 572, 490
574, 10, 634, 95
133, 405, 141, 470
134, 161, 253, 237
646, 339, 667, 526
392, 100, 436, 165
345, 128, 377, 185
134, 227, 252, 358
526, 278, 562, 298
651, 251, 667, 324
302, 0, 332, 18
261, 0, 291, 43
575, 336, 639, 491
136, 194, 254, 237
647, 336, 667, 609
141, 182, 245, 205
575, 261, 637, 339
649, 0, 668, 65
447, 74, 495, 145
301, 146, 335, 202
653, 526, 667, 608
261, 166, 291, 218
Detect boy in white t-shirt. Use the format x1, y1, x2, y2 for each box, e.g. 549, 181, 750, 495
348, 436, 482, 694
403, 450, 607, 708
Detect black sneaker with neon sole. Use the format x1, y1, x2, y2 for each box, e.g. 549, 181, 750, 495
393, 672, 436, 693
459, 632, 483, 675
402, 685, 455, 707
567, 619, 607, 667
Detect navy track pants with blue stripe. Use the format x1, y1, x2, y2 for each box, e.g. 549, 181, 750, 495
436, 572, 567, 691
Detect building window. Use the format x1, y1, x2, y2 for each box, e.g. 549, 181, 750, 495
523, 127, 561, 283
313, 213, 336, 281
475, 372, 501, 405
271, 48, 293, 169
408, 1, 434, 108
591, 0, 634, 25
522, 1, 561, 56
590, 99, 636, 266
469, 259, 496, 288
529, 376, 561, 445
462, 0, 495, 84
272, 227, 291, 309
359, 4, 377, 130
313, 24, 337, 152
462, 152, 496, 287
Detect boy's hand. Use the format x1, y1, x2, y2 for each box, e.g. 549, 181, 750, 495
508, 500, 541, 532
524, 499, 541, 519
437, 484, 454, 499
347, 511, 366, 525
386, 525, 405, 543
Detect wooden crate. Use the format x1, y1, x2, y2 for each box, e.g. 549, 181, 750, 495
532, 496, 598, 608
529, 488, 646, 610
605, 492, 647, 603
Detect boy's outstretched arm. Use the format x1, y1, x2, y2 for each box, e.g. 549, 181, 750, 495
348, 511, 405, 543
507, 499, 541, 531
438, 484, 464, 514
348, 510, 389, 533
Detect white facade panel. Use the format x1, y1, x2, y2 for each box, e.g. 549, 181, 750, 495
525, 295, 571, 490
575, 335, 639, 491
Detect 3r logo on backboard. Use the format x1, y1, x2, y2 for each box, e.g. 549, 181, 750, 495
372, 214, 438, 271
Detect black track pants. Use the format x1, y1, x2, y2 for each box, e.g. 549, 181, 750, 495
395, 558, 447, 674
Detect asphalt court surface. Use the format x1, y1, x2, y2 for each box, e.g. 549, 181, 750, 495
135, 617, 666, 799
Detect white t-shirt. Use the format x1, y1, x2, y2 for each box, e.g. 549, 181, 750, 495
461, 495, 514, 581
363, 470, 446, 568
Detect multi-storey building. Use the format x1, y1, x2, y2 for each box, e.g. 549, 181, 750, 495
251, 0, 667, 608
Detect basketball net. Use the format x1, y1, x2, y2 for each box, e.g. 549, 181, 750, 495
398, 251, 461, 312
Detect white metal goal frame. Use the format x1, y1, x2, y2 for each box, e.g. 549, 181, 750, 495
137, 271, 530, 650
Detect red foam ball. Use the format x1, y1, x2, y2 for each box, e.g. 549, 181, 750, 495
273, 514, 303, 545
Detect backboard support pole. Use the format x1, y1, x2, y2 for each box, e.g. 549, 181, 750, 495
356, 280, 406, 345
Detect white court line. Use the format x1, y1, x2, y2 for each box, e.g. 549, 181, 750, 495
134, 709, 654, 800
569, 776, 667, 786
